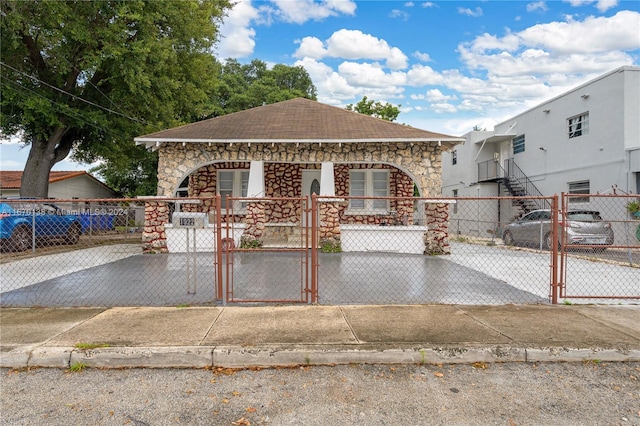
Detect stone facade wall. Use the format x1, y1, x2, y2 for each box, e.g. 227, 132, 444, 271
157, 142, 442, 198
145, 141, 449, 253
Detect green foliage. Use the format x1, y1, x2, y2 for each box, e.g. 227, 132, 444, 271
320, 238, 342, 253
1, 0, 232, 197
210, 59, 317, 116
345, 96, 401, 122
626, 200, 640, 214
69, 362, 87, 372
74, 343, 110, 350
240, 236, 263, 249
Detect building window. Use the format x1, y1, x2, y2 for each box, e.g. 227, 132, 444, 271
568, 180, 590, 203
568, 112, 589, 139
348, 169, 389, 213
452, 189, 458, 214
452, 150, 457, 165
218, 170, 249, 211
513, 134, 525, 154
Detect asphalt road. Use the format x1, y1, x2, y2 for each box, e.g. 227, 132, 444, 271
2, 362, 639, 425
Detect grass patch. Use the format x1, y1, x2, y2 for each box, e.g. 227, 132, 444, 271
69, 362, 87, 372
74, 343, 110, 350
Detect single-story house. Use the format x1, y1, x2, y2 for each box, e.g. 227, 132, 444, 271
134, 97, 464, 254
0, 170, 117, 199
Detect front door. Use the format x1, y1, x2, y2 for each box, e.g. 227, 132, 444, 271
301, 170, 321, 225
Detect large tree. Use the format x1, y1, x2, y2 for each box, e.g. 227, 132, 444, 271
0, 0, 231, 197
346, 96, 401, 122
210, 59, 317, 117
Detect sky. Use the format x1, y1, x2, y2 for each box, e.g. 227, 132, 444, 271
1, 0, 639, 173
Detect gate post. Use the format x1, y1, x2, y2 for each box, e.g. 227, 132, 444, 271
311, 194, 319, 304
550, 194, 559, 304
214, 194, 223, 301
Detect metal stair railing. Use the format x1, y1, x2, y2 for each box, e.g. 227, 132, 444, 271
502, 158, 550, 211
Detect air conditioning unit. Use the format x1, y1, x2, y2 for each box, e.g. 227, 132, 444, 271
172, 212, 207, 229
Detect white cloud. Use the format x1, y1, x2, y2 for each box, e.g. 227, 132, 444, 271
458, 10, 640, 79
564, 0, 619, 12
426, 89, 457, 102
431, 102, 458, 114
457, 6, 483, 17
338, 62, 407, 88
271, 0, 356, 24
406, 64, 445, 86
413, 51, 432, 62
294, 36, 328, 59
518, 11, 640, 53
390, 9, 410, 21
214, 0, 259, 59
294, 57, 358, 101
595, 0, 618, 12
295, 29, 409, 69
527, 1, 548, 12
405, 2, 415, 7
421, 2, 437, 8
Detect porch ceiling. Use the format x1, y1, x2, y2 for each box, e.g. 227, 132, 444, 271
135, 98, 464, 151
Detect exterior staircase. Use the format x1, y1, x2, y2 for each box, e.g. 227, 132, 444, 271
478, 158, 550, 216
501, 159, 550, 216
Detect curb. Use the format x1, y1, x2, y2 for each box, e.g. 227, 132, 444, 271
3, 346, 639, 369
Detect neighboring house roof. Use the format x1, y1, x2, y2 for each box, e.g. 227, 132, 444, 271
0, 170, 115, 194
135, 97, 464, 150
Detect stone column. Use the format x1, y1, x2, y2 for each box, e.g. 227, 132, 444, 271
423, 202, 451, 255
241, 201, 266, 248
142, 201, 169, 253
319, 201, 341, 251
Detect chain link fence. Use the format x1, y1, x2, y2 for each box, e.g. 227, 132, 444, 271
1, 195, 637, 307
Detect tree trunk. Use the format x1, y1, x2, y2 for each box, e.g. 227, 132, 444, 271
20, 128, 72, 198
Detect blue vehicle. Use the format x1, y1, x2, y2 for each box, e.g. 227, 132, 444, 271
0, 201, 82, 252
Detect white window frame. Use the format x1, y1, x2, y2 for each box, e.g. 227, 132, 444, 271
567, 112, 589, 139
568, 180, 590, 204
512, 134, 525, 154
218, 169, 249, 213
175, 176, 190, 197
452, 150, 457, 165
347, 169, 390, 214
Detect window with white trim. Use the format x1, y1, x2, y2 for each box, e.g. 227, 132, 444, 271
567, 112, 589, 139
452, 150, 457, 165
348, 169, 389, 213
513, 134, 525, 154
568, 180, 590, 203
218, 170, 249, 211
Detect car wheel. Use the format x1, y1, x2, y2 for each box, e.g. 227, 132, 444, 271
503, 230, 515, 246
10, 226, 32, 252
65, 223, 81, 245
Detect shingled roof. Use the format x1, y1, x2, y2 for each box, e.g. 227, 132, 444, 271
135, 98, 463, 150
0, 171, 86, 189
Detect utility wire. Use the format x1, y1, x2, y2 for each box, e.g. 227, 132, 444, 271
0, 75, 130, 140
0, 61, 150, 126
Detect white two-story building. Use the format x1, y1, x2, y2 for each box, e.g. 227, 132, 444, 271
442, 65, 640, 237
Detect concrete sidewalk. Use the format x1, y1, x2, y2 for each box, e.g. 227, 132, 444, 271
1, 304, 639, 369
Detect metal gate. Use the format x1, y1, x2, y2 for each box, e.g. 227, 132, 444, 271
555, 193, 640, 303
219, 196, 317, 304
